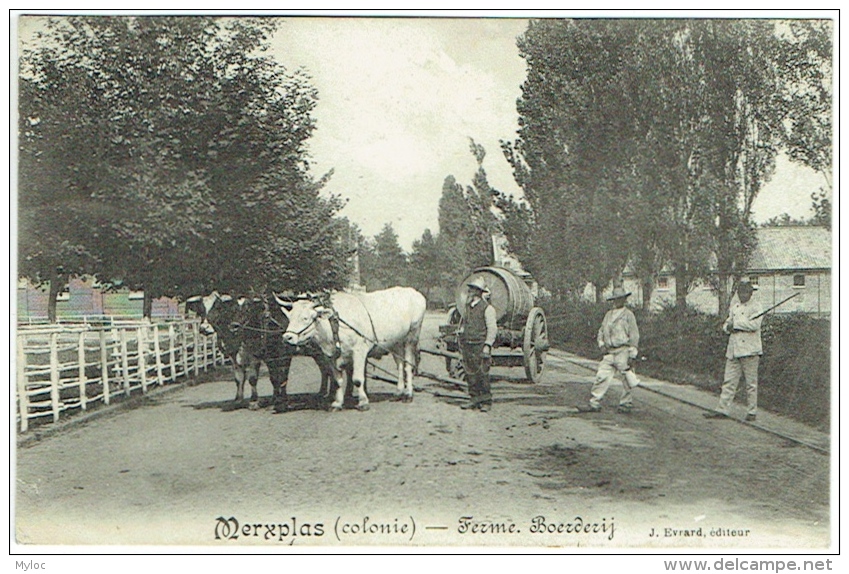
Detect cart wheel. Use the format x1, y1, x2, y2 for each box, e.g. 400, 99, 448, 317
523, 307, 548, 383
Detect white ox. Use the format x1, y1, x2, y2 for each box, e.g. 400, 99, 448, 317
279, 287, 427, 411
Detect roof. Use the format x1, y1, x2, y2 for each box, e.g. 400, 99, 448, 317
620, 225, 832, 277
748, 226, 832, 272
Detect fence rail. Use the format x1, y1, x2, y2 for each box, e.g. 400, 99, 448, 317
15, 319, 225, 433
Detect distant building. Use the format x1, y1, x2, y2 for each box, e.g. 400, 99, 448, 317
742, 226, 831, 315
602, 226, 831, 316
17, 276, 180, 323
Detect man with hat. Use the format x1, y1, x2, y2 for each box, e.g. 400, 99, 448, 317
704, 280, 763, 421
458, 276, 498, 412
577, 286, 641, 413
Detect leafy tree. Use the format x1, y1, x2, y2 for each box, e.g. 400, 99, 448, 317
810, 189, 831, 229
435, 140, 505, 283
762, 213, 811, 227
408, 228, 447, 305
762, 191, 831, 230
18, 16, 348, 318
505, 18, 830, 316
369, 223, 408, 290
465, 139, 501, 263
775, 20, 833, 188
436, 175, 483, 278
504, 19, 648, 299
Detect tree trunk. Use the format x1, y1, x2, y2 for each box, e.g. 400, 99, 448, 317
674, 266, 688, 311
47, 272, 64, 323
593, 281, 604, 305
143, 290, 153, 319
717, 274, 732, 319
641, 276, 653, 310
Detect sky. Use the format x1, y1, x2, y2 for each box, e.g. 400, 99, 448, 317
267, 16, 828, 249
269, 17, 530, 249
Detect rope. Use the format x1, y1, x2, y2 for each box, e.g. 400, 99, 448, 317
367, 358, 402, 379
236, 323, 285, 334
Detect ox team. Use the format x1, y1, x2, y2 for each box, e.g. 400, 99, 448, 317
187, 280, 497, 413
188, 287, 427, 412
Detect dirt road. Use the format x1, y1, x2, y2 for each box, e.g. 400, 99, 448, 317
15, 313, 830, 548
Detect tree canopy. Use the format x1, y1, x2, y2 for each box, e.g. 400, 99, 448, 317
499, 18, 832, 314
19, 16, 349, 319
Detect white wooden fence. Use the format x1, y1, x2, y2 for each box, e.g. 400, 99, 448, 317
15, 319, 225, 433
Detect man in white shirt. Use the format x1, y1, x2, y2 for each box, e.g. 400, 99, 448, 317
705, 281, 763, 421
576, 286, 641, 414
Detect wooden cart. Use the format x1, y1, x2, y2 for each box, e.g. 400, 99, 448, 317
432, 266, 549, 383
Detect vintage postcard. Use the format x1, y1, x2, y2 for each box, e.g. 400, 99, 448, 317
12, 10, 836, 557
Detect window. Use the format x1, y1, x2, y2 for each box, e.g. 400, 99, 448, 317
128, 291, 145, 300
56, 287, 70, 302
793, 274, 806, 288
749, 276, 759, 286
657, 276, 669, 291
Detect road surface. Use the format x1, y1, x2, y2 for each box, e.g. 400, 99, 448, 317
15, 313, 830, 548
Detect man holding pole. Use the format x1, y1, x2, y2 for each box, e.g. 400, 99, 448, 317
704, 281, 763, 422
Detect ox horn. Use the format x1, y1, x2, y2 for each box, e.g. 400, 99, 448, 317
273, 292, 293, 317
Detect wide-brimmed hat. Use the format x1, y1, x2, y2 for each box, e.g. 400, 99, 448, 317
606, 286, 631, 301
466, 277, 490, 294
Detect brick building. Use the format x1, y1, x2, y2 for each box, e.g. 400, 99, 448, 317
607, 226, 831, 316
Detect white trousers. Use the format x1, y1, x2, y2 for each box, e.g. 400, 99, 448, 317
590, 348, 640, 409
717, 355, 759, 416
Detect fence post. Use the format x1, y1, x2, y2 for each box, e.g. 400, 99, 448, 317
78, 330, 88, 411
181, 323, 189, 377
100, 329, 110, 405
138, 326, 148, 394
49, 332, 61, 423
17, 334, 29, 433
192, 322, 201, 377
168, 324, 177, 381
202, 331, 209, 372
120, 328, 131, 397
153, 324, 164, 385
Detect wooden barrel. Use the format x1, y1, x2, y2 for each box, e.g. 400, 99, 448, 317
455, 267, 535, 331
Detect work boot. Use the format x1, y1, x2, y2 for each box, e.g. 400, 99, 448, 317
575, 404, 602, 413
460, 399, 480, 410
479, 403, 492, 413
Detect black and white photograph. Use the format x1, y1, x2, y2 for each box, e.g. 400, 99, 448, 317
11, 10, 837, 556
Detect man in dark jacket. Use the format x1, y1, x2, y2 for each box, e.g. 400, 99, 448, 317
458, 277, 498, 412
